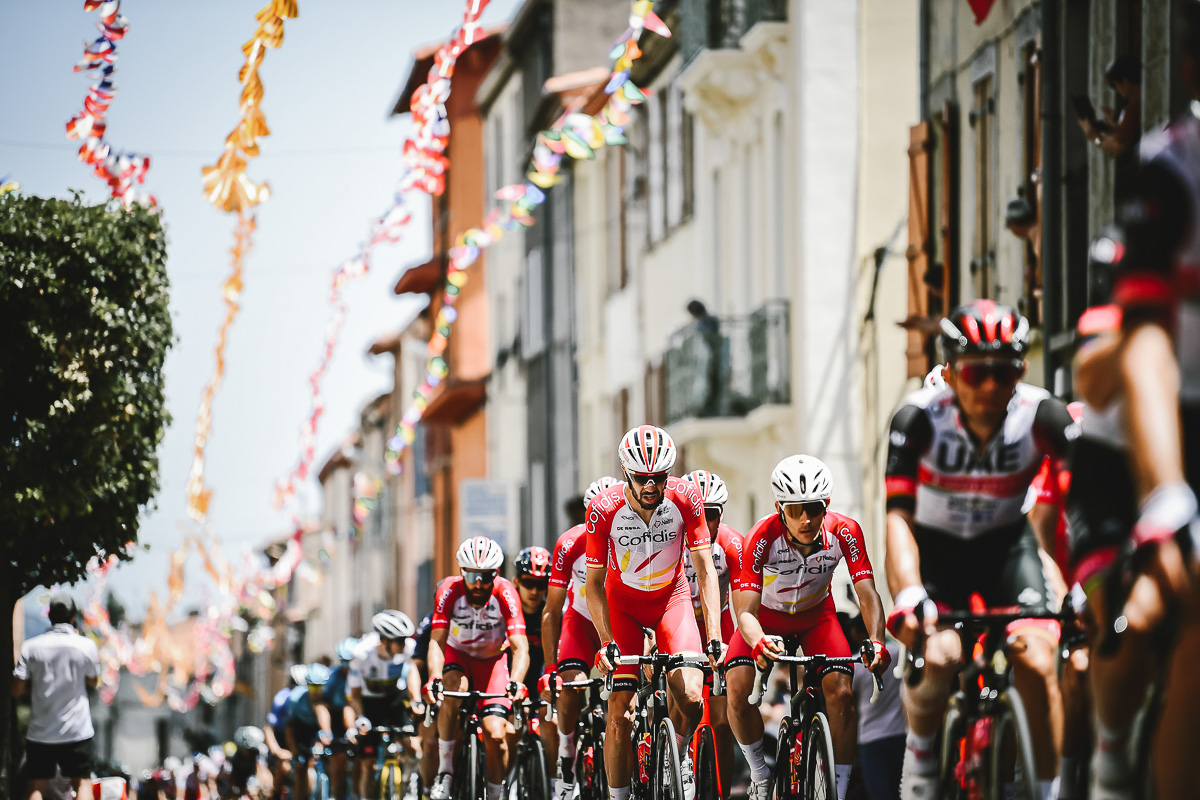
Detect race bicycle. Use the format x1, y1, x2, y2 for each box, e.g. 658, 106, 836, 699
690, 665, 726, 800
547, 676, 608, 800
747, 638, 881, 800
359, 721, 419, 800
600, 652, 709, 800
425, 688, 513, 800
509, 698, 550, 800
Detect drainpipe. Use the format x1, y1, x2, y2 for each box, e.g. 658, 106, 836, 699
1039, 0, 1061, 394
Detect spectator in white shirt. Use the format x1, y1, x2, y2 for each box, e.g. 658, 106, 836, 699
12, 593, 100, 800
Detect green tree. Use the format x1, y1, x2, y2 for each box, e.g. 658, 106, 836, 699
0, 192, 173, 793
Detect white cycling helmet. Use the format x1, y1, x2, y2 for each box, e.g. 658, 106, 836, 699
684, 470, 728, 507
456, 536, 504, 571
923, 364, 947, 390
584, 476, 621, 505
372, 609, 415, 641
770, 455, 833, 504
617, 425, 677, 474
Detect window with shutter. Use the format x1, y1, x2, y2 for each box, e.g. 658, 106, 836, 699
905, 121, 934, 378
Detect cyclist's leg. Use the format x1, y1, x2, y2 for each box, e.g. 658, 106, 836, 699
659, 578, 706, 742
723, 628, 769, 784
437, 655, 471, 780
478, 649, 514, 791
605, 597, 647, 796
1153, 589, 1200, 798
1059, 636, 1092, 799
710, 610, 736, 796
419, 709, 438, 790
555, 607, 599, 780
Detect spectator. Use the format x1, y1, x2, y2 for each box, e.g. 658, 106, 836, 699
1077, 54, 1142, 157
686, 299, 722, 417
840, 611, 905, 800
12, 592, 100, 800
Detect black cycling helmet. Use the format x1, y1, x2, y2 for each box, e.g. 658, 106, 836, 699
939, 300, 1030, 360
514, 546, 551, 579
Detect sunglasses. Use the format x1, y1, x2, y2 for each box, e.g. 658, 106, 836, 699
704, 507, 722, 522
629, 471, 669, 486
518, 578, 548, 592
462, 569, 497, 585
783, 501, 826, 518
954, 359, 1024, 388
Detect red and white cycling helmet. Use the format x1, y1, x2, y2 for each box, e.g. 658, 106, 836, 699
584, 476, 621, 505
684, 470, 729, 507
617, 425, 677, 475
939, 300, 1030, 360
456, 536, 504, 571
770, 455, 833, 504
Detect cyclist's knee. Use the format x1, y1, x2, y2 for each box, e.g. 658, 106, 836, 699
707, 697, 728, 728
481, 715, 508, 746
445, 671, 469, 692
822, 673, 855, 716
925, 628, 964, 670
1012, 636, 1057, 682
607, 696, 636, 730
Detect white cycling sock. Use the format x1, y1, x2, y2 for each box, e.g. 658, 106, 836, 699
903, 731, 938, 776
738, 739, 770, 782
558, 732, 576, 762
487, 781, 503, 800
609, 785, 631, 800
835, 765, 851, 800
437, 739, 455, 775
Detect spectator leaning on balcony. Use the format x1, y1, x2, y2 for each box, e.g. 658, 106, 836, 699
687, 299, 722, 417
1077, 54, 1142, 158
13, 592, 101, 800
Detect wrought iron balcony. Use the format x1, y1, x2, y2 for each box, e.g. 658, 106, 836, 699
672, 0, 788, 68
665, 299, 790, 425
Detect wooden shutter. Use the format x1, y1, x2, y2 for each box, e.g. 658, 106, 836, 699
905, 121, 933, 378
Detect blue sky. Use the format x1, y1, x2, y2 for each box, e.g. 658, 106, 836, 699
3, 0, 520, 616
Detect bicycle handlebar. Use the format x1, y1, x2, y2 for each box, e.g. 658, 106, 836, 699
747, 637, 882, 707
600, 654, 709, 700
423, 690, 516, 728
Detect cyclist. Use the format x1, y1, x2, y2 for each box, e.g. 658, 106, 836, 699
512, 546, 556, 774
322, 637, 357, 800
726, 454, 888, 800
884, 300, 1076, 799
349, 610, 419, 799
542, 477, 619, 800
285, 662, 335, 800
681, 469, 743, 798
230, 727, 266, 799
264, 667, 300, 794
425, 536, 530, 800
586, 425, 725, 800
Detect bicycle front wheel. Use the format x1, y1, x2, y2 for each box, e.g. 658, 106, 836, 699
653, 718, 683, 800
803, 712, 837, 800
938, 696, 966, 800
989, 689, 1039, 800
774, 717, 802, 800
693, 725, 720, 800
519, 734, 550, 800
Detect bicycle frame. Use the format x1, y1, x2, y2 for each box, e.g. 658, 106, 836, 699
559, 677, 608, 800
427, 688, 513, 800
370, 726, 410, 800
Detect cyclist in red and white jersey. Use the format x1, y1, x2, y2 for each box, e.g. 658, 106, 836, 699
680, 469, 742, 798
885, 301, 1075, 799
586, 426, 724, 800
425, 537, 529, 800
726, 455, 887, 800
542, 476, 619, 800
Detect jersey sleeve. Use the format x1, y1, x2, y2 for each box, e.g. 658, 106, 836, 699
720, 526, 744, 581
1113, 160, 1188, 326
1029, 457, 1058, 506
495, 579, 527, 637
85, 640, 99, 679
431, 579, 461, 630
585, 495, 614, 569
673, 480, 710, 551
885, 404, 933, 513
834, 516, 874, 583
549, 527, 583, 588
733, 518, 771, 593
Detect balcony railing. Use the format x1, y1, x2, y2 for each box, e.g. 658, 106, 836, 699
665, 299, 790, 425
674, 0, 788, 68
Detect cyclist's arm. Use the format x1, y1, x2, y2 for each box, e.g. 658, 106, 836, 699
852, 579, 887, 647
313, 699, 332, 732
884, 508, 923, 597
584, 566, 613, 644
1075, 323, 1123, 409
284, 725, 298, 756
690, 545, 723, 650
1122, 322, 1187, 501
10, 677, 25, 697
341, 704, 355, 731
508, 633, 531, 686
542, 585, 567, 668
733, 589, 766, 649
427, 626, 447, 682
263, 725, 288, 759
348, 686, 363, 717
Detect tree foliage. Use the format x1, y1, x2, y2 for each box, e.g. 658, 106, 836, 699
0, 192, 173, 596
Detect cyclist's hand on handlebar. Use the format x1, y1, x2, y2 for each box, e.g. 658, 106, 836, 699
595, 642, 620, 676
862, 639, 891, 673
886, 586, 938, 649
318, 730, 333, 746
538, 670, 561, 702
750, 635, 784, 668
705, 639, 726, 671
424, 677, 444, 704
507, 680, 528, 702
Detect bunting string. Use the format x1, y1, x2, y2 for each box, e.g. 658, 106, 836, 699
65, 0, 153, 206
